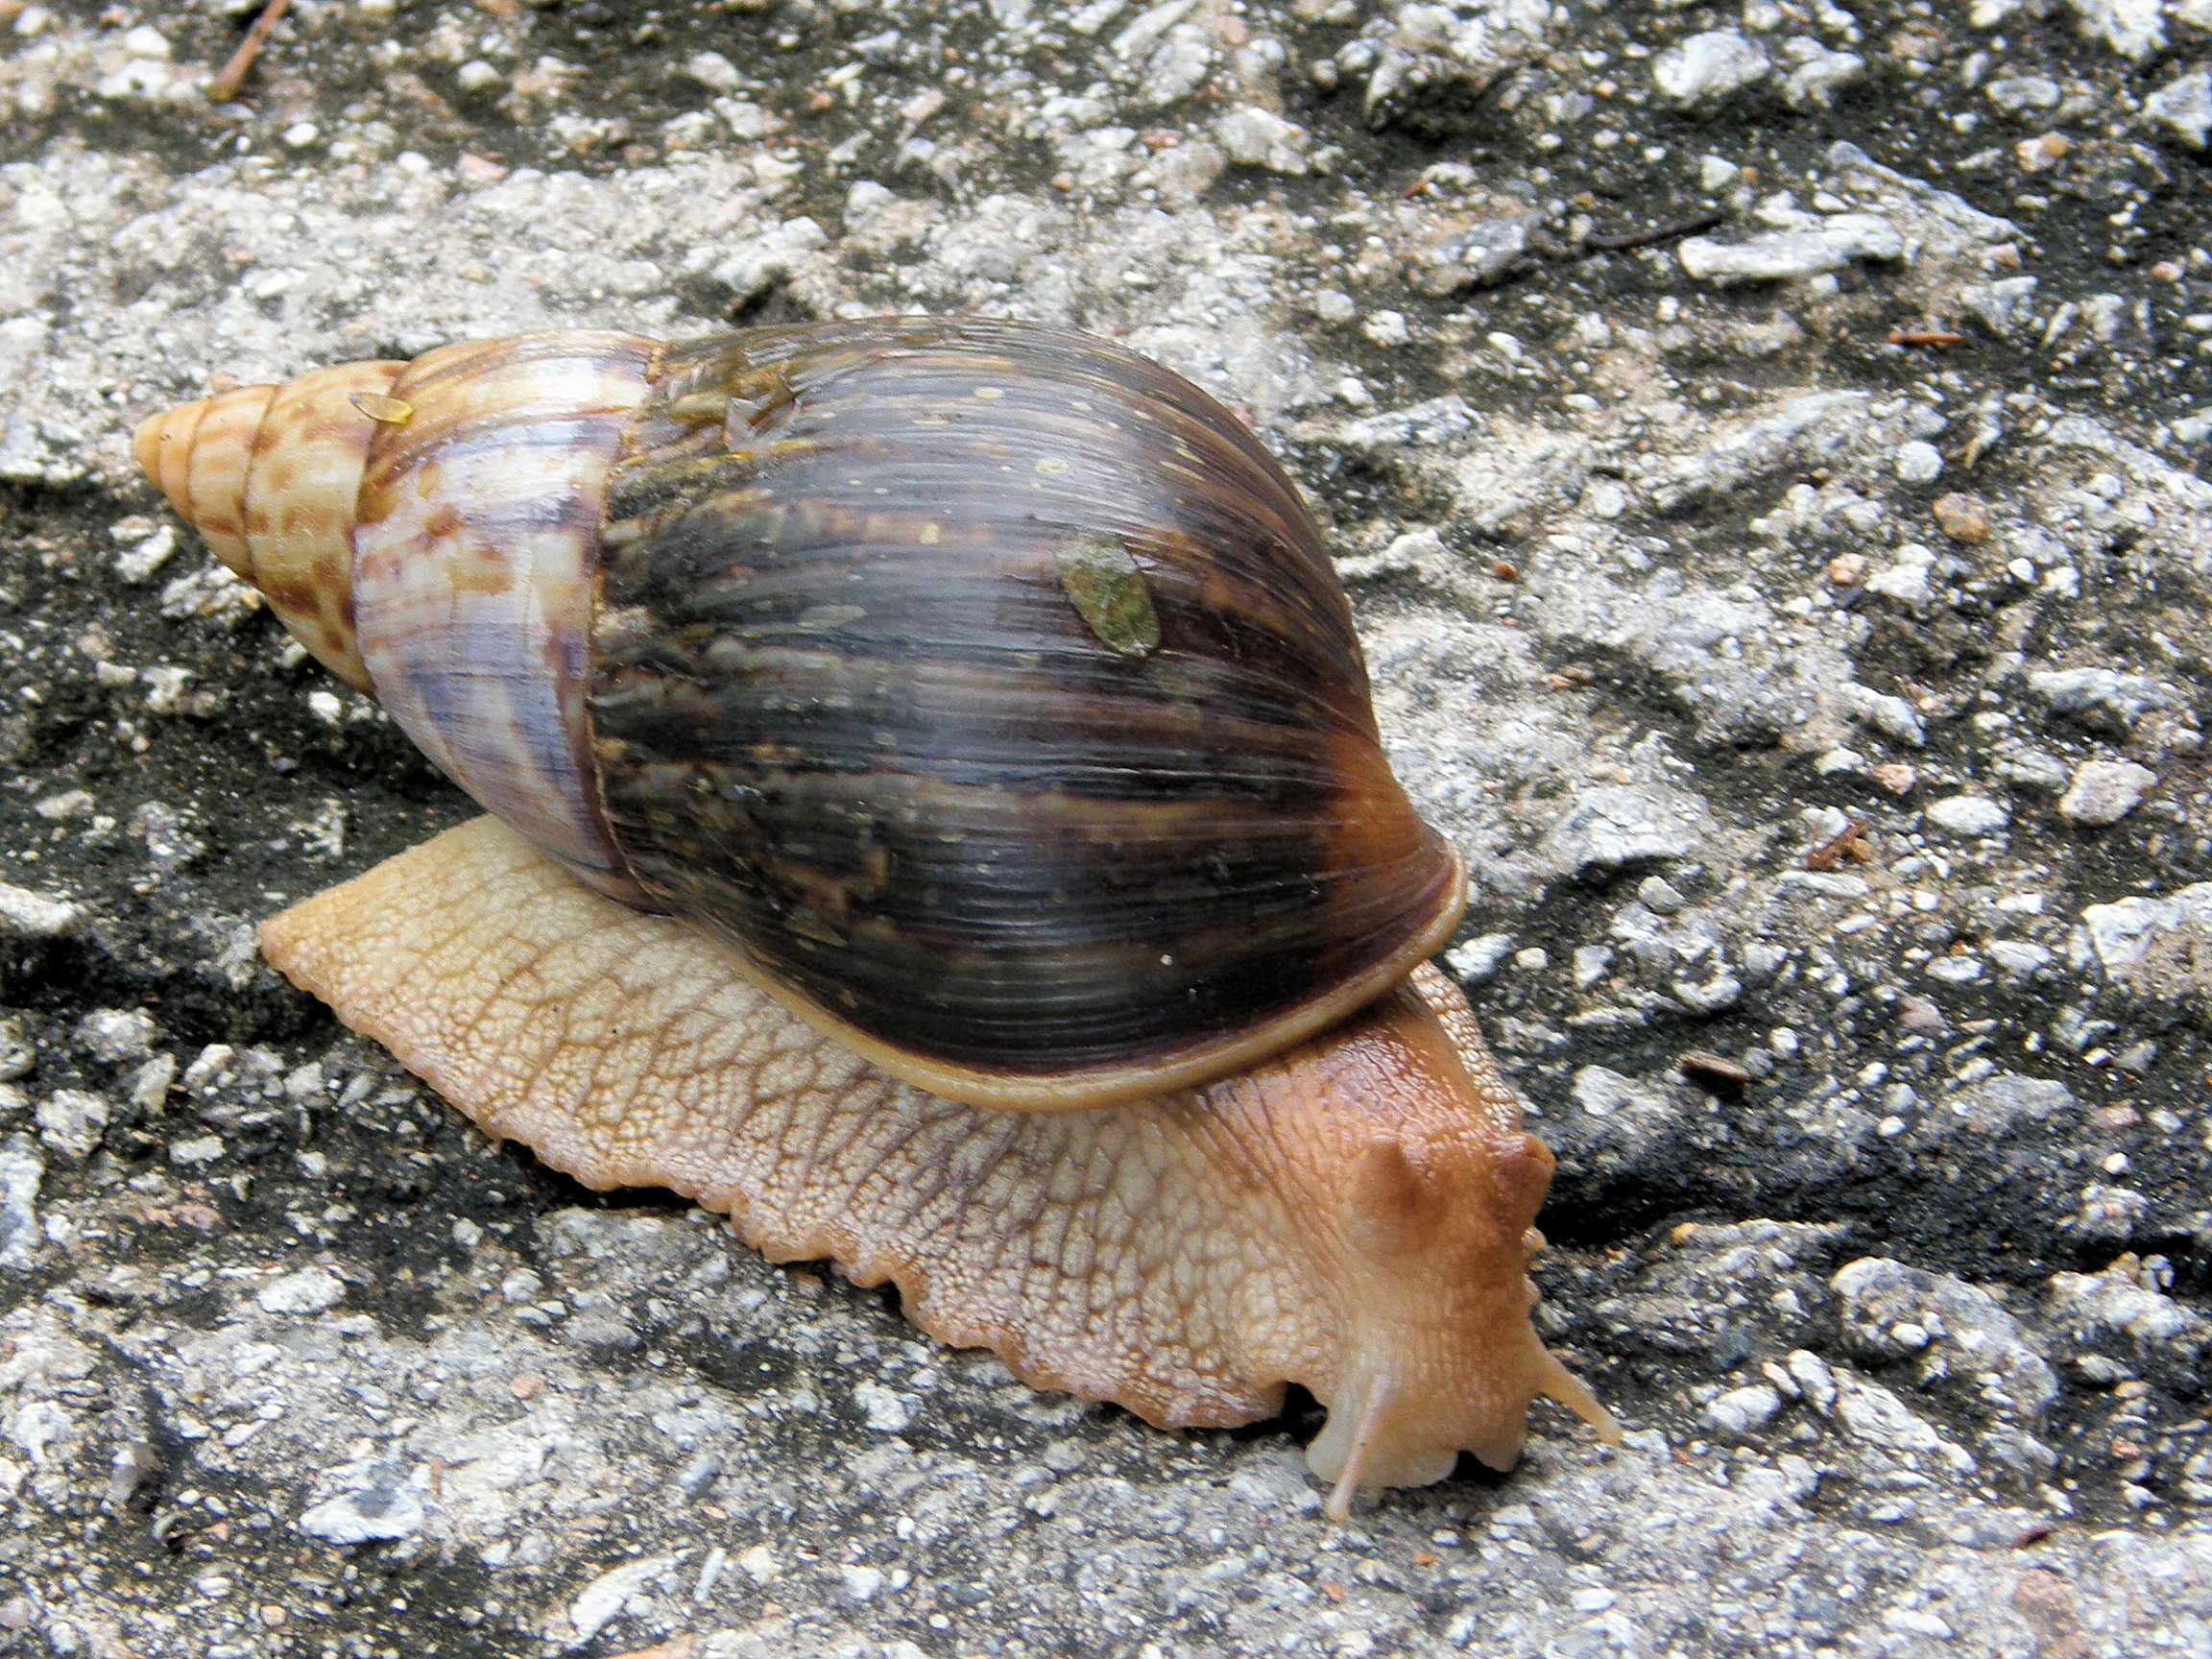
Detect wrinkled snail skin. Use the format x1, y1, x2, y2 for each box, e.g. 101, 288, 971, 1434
135, 319, 1622, 1514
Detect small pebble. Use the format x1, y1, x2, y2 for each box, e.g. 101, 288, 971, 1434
1868, 763, 1918, 796
77, 1009, 157, 1063
1924, 796, 2008, 836
1893, 442, 1944, 483
1678, 216, 1902, 283
1896, 996, 1945, 1032
2145, 70, 2212, 151
1448, 934, 1516, 984
0, 882, 84, 939
256, 1266, 347, 1314
683, 49, 743, 93
1930, 493, 1991, 543
2056, 759, 2156, 827
1360, 309, 1410, 348
167, 1134, 225, 1166
35, 1091, 108, 1161
1651, 31, 1770, 108
1705, 1384, 1784, 1434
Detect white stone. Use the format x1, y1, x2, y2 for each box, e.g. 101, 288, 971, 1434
77, 1008, 156, 1063
1213, 107, 1311, 173
2065, 0, 2165, 60
1984, 75, 2061, 114
1705, 1384, 1784, 1434
2147, 71, 2212, 149
167, 1134, 225, 1167
2056, 758, 2156, 826
1924, 795, 2008, 836
256, 1266, 347, 1314
0, 1136, 42, 1269
34, 1092, 108, 1162
1831, 685, 1919, 743
1447, 933, 1515, 983
1678, 215, 1903, 282
114, 524, 177, 583
1986, 941, 2054, 980
682, 50, 743, 93
1572, 946, 1616, 989
1864, 559, 1934, 608
705, 216, 829, 306
2072, 883, 2212, 974
0, 882, 82, 939
1570, 1066, 1657, 1118
854, 1381, 916, 1433
1782, 42, 1863, 109
567, 1553, 679, 1640
1361, 308, 1410, 348
1925, 956, 1985, 984
1892, 441, 1943, 482
299, 1479, 424, 1546
1651, 31, 1771, 108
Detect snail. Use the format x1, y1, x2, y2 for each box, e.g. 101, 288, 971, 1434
135, 318, 1620, 1517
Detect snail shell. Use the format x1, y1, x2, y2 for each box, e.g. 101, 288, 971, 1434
137, 321, 1465, 1113
136, 319, 1619, 1514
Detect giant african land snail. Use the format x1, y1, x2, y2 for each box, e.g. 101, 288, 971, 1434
135, 318, 1620, 1518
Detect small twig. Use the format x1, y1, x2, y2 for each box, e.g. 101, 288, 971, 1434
1887, 328, 1964, 349
1579, 209, 1726, 255
206, 0, 292, 106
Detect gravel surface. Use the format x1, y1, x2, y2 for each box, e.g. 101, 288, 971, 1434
4, 0, 2212, 1654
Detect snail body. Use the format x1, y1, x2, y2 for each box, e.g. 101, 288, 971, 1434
137, 319, 1618, 1515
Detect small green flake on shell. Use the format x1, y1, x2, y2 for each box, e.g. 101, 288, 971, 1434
1055, 531, 1161, 659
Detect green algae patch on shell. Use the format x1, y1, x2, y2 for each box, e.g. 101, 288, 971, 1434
1055, 531, 1163, 659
